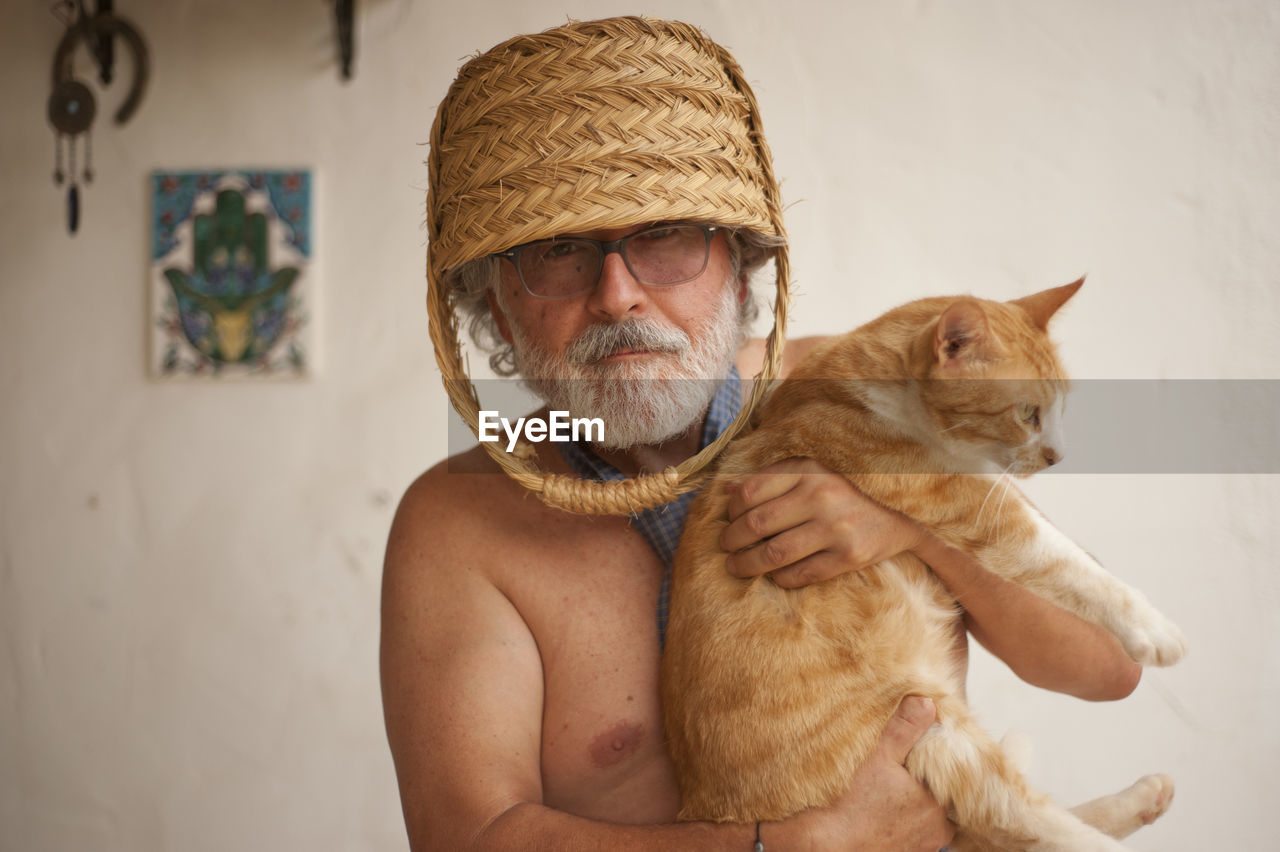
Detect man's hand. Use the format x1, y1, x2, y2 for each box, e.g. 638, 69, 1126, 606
784, 695, 954, 851
721, 458, 924, 588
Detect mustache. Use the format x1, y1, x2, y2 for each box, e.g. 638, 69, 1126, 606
565, 319, 691, 365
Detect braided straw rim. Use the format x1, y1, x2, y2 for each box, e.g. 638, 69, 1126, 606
426, 17, 790, 515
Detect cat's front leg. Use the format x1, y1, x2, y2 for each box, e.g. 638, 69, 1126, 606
847, 471, 1186, 667
979, 498, 1187, 668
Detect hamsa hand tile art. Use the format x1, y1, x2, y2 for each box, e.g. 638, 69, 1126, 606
150, 170, 314, 378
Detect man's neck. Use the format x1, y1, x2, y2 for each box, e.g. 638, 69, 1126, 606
590, 416, 707, 477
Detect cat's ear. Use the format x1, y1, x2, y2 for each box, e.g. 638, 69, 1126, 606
934, 299, 991, 367
1010, 277, 1084, 330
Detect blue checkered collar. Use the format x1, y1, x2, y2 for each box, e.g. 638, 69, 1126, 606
557, 366, 743, 649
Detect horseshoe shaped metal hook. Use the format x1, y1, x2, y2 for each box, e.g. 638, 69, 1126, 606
51, 8, 150, 126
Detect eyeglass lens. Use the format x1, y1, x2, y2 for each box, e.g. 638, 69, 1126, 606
517, 225, 711, 298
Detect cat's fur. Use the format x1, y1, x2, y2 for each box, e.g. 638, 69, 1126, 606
661, 281, 1185, 850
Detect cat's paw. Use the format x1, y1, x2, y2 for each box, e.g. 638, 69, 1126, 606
1131, 774, 1175, 827
1120, 613, 1187, 667
1071, 773, 1175, 841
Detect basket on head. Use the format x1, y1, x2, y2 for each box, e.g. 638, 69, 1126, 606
426, 16, 791, 515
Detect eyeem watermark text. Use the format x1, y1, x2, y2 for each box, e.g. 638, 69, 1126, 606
478, 410, 604, 452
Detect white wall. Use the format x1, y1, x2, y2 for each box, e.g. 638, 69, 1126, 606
2, 1, 1276, 849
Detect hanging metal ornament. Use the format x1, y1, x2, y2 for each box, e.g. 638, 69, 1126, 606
46, 1, 150, 235
47, 79, 96, 233
333, 0, 355, 81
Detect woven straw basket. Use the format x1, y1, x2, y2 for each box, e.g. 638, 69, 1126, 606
425, 16, 791, 515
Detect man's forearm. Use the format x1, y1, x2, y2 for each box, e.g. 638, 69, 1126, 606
913, 533, 1141, 701
466, 803, 776, 852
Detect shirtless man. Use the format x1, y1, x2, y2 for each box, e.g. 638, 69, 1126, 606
381, 17, 1141, 851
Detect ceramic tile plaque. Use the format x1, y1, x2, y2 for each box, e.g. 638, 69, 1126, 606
150, 169, 314, 378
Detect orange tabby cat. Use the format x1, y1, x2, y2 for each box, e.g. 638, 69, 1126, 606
661, 280, 1185, 850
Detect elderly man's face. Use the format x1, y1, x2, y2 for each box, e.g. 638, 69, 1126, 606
486, 223, 747, 449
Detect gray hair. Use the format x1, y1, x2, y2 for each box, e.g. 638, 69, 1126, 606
445, 228, 785, 376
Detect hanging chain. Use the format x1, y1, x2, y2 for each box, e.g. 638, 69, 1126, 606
67, 136, 80, 234
53, 133, 65, 185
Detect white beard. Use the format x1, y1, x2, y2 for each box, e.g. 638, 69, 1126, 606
509, 282, 744, 450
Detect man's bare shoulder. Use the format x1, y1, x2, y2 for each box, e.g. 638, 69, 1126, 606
736, 335, 831, 380
385, 442, 592, 586
388, 445, 525, 568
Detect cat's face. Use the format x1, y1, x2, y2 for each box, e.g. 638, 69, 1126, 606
916, 281, 1081, 476
924, 376, 1068, 476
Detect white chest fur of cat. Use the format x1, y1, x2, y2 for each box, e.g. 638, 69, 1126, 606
661, 280, 1186, 851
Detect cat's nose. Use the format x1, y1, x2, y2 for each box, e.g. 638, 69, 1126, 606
1042, 447, 1062, 467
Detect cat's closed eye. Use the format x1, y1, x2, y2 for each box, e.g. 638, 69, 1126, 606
1016, 402, 1041, 428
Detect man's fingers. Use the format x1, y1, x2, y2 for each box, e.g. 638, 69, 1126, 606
724, 470, 800, 522
720, 488, 812, 552
878, 695, 937, 766
724, 524, 825, 579
765, 553, 845, 588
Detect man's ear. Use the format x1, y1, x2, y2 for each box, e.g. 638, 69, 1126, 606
735, 270, 749, 306
485, 289, 515, 346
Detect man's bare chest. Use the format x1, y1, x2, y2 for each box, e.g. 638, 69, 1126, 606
494, 513, 682, 823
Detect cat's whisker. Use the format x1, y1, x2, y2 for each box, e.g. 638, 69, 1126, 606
976, 479, 1001, 527
938, 420, 974, 434
992, 472, 1016, 542
976, 463, 1015, 530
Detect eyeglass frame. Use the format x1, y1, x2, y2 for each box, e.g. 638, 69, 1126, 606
493, 222, 722, 301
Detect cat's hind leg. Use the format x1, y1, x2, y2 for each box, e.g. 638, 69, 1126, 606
910, 696, 1134, 851
999, 731, 1174, 840
1068, 774, 1175, 840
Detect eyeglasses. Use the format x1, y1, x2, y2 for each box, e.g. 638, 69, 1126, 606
495, 223, 720, 300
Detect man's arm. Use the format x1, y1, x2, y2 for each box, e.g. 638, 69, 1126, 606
381, 468, 546, 849
735, 334, 829, 381
381, 465, 952, 851
465, 697, 951, 852
914, 535, 1141, 701
720, 458, 1141, 702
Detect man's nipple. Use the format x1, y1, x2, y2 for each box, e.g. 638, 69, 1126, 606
589, 721, 645, 768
